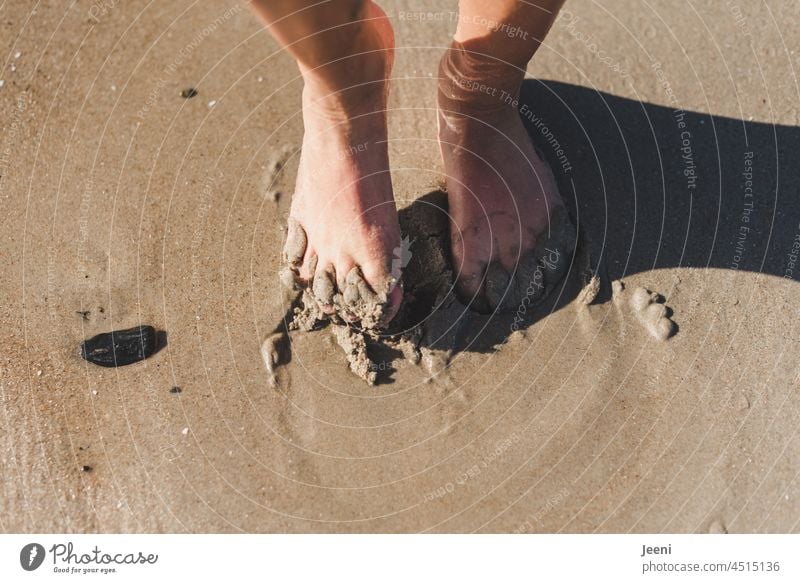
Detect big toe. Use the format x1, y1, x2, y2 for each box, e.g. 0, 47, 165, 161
356, 260, 403, 327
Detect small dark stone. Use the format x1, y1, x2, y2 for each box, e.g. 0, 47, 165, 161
169, 386, 182, 394
180, 87, 198, 99
80, 325, 157, 367
76, 310, 91, 321
80, 465, 92, 473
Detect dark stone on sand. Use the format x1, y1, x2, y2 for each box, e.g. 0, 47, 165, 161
169, 386, 182, 394
80, 325, 157, 367
80, 465, 92, 473
180, 87, 198, 99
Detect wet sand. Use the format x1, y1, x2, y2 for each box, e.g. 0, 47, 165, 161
1, 0, 799, 532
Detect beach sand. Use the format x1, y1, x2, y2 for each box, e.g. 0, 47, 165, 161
1, 0, 798, 532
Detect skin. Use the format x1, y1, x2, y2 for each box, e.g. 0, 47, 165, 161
251, 0, 566, 322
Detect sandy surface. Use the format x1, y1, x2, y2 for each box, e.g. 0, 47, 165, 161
1, 0, 799, 533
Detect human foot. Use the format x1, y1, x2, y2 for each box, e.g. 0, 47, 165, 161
437, 42, 575, 313
282, 2, 402, 329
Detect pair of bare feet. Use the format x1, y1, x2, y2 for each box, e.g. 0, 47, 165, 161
284, 3, 566, 327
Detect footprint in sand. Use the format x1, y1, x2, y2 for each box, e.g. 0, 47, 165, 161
260, 146, 297, 203
612, 280, 677, 341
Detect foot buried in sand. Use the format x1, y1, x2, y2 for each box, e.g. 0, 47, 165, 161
274, 194, 580, 386
436, 41, 577, 314
478, 206, 577, 314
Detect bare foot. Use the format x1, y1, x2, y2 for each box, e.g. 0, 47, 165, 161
437, 41, 575, 313
283, 3, 402, 328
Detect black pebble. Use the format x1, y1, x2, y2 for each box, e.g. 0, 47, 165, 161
80, 465, 92, 473
80, 325, 157, 367
169, 386, 182, 394
180, 87, 198, 99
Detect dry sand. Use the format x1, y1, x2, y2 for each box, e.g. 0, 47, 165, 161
1, 0, 799, 533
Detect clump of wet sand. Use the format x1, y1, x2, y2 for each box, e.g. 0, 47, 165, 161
264, 191, 584, 384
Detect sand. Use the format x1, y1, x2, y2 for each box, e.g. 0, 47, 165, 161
275, 191, 580, 384
1, 0, 799, 533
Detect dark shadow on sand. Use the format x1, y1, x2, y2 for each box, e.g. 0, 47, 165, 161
278, 81, 800, 383
379, 80, 800, 375
520, 79, 800, 290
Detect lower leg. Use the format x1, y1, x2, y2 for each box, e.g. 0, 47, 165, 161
443, 0, 563, 103
251, 0, 391, 110
438, 0, 572, 312
251, 0, 403, 326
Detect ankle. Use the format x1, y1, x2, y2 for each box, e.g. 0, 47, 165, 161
302, 67, 388, 121
437, 41, 525, 116
299, 5, 393, 118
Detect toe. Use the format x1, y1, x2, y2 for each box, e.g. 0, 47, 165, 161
300, 251, 318, 282
343, 266, 363, 306
342, 265, 402, 328
312, 266, 337, 312
455, 268, 489, 313
283, 217, 307, 268
359, 258, 404, 325
484, 261, 511, 312
383, 282, 403, 324
515, 251, 547, 305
